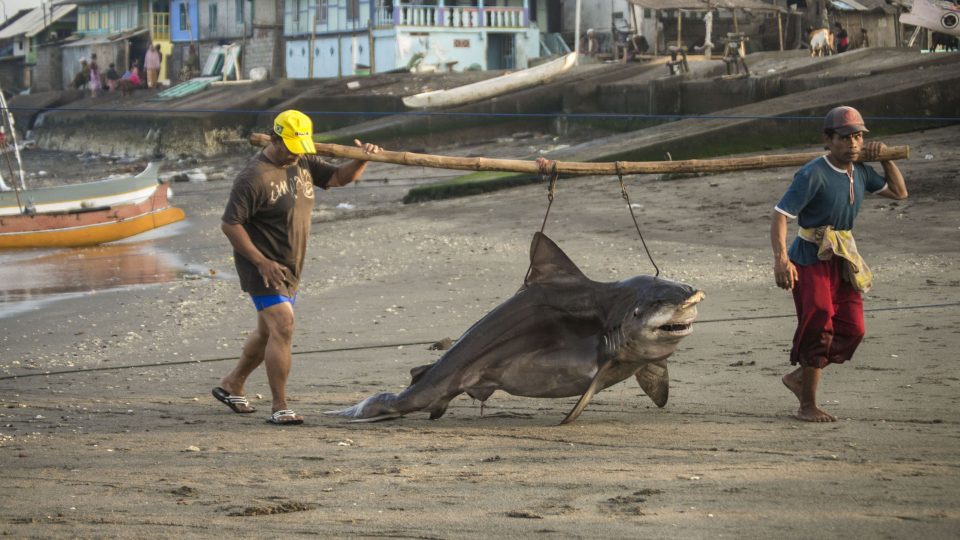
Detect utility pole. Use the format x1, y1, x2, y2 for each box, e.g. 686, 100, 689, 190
573, 0, 581, 62
309, 1, 317, 78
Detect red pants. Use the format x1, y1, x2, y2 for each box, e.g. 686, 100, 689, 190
790, 258, 865, 369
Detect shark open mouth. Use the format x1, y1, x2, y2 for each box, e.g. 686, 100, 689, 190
659, 322, 692, 333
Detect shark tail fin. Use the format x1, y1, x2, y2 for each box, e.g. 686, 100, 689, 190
325, 392, 402, 421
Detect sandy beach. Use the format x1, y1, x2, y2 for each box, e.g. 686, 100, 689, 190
1, 125, 958, 538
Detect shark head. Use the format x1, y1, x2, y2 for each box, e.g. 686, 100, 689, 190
614, 275, 704, 363
524, 232, 704, 364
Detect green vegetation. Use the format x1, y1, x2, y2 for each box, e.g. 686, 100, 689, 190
403, 171, 534, 203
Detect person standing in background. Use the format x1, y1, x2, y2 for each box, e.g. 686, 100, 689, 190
144, 44, 161, 88
833, 22, 849, 52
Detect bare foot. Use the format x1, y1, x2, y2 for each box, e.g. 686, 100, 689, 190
782, 369, 803, 401
795, 405, 837, 422
783, 367, 836, 422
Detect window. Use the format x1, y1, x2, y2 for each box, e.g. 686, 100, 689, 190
101, 9, 109, 30
209, 3, 218, 31
293, 0, 302, 22
236, 0, 245, 24
179, 3, 188, 31
317, 0, 328, 24
346, 0, 360, 21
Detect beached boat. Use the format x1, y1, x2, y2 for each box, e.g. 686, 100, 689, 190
0, 80, 184, 249
0, 183, 184, 249
0, 162, 163, 217
402, 52, 577, 109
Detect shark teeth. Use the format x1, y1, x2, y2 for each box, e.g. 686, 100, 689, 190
659, 323, 691, 332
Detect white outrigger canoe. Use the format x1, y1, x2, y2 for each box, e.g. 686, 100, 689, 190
0, 162, 162, 217
402, 52, 577, 109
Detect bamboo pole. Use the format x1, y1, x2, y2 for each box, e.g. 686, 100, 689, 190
777, 12, 784, 51
248, 133, 908, 176
677, 10, 683, 49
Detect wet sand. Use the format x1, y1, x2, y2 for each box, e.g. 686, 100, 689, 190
1, 127, 959, 538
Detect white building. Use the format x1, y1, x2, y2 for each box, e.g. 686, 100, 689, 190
282, 0, 545, 79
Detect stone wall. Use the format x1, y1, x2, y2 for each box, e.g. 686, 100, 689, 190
243, 26, 282, 79
33, 44, 63, 92
0, 59, 25, 92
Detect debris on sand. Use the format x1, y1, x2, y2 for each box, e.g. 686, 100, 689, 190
228, 501, 315, 517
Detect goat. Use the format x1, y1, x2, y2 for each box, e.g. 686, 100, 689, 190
809, 28, 835, 57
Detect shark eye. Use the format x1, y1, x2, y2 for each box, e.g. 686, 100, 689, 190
633, 307, 641, 318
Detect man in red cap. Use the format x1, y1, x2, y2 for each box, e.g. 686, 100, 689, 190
770, 106, 907, 422
214, 110, 381, 425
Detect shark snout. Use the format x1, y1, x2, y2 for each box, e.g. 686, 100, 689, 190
680, 290, 705, 310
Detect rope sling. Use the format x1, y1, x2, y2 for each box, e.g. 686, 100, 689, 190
524, 160, 660, 285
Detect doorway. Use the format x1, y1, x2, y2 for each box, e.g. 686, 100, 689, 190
486, 33, 515, 70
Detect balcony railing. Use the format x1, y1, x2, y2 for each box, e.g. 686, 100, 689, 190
481, 7, 523, 28
390, 5, 526, 29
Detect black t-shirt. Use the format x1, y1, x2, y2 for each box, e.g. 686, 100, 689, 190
222, 152, 337, 296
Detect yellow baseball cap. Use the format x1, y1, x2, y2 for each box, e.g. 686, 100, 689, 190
273, 110, 316, 154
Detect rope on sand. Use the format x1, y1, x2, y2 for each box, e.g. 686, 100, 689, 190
1, 301, 957, 381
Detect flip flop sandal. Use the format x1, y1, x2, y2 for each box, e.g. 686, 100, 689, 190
212, 387, 256, 414
267, 409, 304, 425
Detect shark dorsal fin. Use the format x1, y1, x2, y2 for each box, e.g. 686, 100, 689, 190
525, 232, 589, 286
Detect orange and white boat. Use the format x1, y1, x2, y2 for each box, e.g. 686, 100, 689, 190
0, 81, 184, 249
0, 183, 184, 249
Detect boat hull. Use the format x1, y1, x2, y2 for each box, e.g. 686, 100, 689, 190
402, 53, 578, 109
0, 184, 185, 249
0, 162, 162, 217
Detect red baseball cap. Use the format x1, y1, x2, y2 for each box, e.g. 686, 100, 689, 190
823, 106, 869, 136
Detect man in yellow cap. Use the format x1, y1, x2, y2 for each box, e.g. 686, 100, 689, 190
215, 110, 381, 425
770, 105, 907, 422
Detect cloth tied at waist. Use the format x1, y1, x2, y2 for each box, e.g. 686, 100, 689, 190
798, 226, 873, 293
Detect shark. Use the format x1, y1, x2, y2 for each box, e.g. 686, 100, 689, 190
329, 232, 704, 424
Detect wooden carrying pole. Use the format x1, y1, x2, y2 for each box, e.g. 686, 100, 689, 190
249, 134, 908, 176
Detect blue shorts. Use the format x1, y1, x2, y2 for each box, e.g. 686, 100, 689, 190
251, 293, 297, 312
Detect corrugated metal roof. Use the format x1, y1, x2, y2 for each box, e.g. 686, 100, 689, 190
0, 4, 76, 40
60, 27, 149, 48
627, 0, 787, 12
150, 76, 221, 102
829, 0, 898, 12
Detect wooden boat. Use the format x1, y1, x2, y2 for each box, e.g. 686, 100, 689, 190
0, 162, 162, 217
900, 0, 960, 40
402, 52, 577, 109
0, 183, 185, 249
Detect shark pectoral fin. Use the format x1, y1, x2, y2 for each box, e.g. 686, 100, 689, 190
560, 362, 614, 425
635, 361, 669, 408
